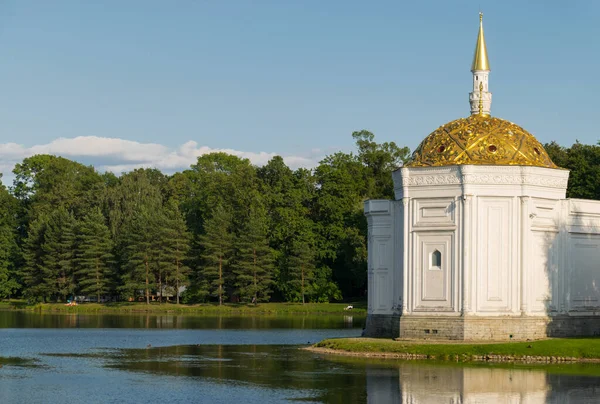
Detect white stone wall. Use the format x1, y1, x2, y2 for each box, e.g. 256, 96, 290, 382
367, 165, 574, 317
562, 199, 600, 314
366, 164, 600, 324
364, 200, 397, 315
398, 165, 569, 318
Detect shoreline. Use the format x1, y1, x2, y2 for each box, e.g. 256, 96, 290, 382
308, 337, 600, 363
0, 301, 367, 316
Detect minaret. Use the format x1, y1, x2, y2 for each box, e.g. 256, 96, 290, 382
469, 12, 492, 116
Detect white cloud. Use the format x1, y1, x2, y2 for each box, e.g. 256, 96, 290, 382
0, 136, 327, 185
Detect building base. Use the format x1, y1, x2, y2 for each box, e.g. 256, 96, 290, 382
363, 314, 600, 340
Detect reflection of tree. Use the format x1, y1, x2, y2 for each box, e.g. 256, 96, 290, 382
0, 312, 366, 330
105, 344, 368, 403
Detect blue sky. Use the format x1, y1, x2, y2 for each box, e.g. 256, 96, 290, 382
0, 1, 597, 181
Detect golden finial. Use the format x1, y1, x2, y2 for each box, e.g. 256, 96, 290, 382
471, 12, 490, 71
478, 82, 483, 115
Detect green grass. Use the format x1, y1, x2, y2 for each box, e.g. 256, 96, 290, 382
0, 356, 39, 367
0, 300, 27, 309
318, 350, 600, 377
313, 337, 600, 361
0, 300, 366, 315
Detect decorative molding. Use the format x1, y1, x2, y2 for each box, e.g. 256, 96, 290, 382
402, 174, 461, 186
401, 172, 568, 189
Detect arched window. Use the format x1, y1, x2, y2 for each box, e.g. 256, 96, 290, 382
431, 250, 442, 269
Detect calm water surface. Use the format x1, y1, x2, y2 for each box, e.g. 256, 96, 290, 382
1, 311, 600, 403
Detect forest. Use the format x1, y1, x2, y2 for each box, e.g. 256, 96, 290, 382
0, 134, 596, 304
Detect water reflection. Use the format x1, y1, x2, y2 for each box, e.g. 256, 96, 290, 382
367, 363, 550, 403
0, 310, 364, 329
104, 345, 367, 403
3, 310, 600, 403
361, 360, 600, 403
75, 344, 600, 404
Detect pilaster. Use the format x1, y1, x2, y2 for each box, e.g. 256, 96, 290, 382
520, 196, 531, 315
461, 194, 473, 315
401, 197, 410, 314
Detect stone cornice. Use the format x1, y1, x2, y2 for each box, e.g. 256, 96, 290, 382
396, 165, 569, 189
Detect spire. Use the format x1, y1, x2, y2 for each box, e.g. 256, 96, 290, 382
469, 12, 492, 115
471, 12, 490, 72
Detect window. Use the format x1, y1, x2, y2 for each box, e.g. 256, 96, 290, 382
430, 250, 442, 269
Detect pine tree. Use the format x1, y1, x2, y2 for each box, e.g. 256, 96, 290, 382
0, 182, 19, 299
233, 206, 274, 302
287, 236, 315, 304
75, 208, 114, 302
150, 213, 177, 304
120, 208, 159, 304
40, 208, 77, 301
22, 215, 52, 301
0, 226, 19, 299
199, 204, 233, 305
184, 234, 211, 303
162, 202, 191, 304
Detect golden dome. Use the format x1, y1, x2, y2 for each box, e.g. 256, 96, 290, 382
406, 114, 557, 168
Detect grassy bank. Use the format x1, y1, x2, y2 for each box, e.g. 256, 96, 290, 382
0, 300, 366, 315
311, 337, 600, 362
0, 356, 38, 367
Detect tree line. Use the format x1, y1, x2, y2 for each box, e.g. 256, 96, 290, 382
0, 135, 596, 304
0, 131, 409, 304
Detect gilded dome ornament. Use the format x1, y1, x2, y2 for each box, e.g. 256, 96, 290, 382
405, 13, 558, 169
406, 115, 557, 168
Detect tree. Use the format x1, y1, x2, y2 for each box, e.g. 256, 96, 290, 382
313, 152, 367, 298
120, 208, 159, 304
8, 131, 419, 303
199, 204, 234, 305
104, 168, 165, 238
233, 205, 274, 302
353, 130, 410, 199
257, 157, 317, 300
185, 153, 259, 234
544, 141, 568, 169
12, 155, 104, 224
22, 215, 52, 301
310, 266, 342, 303
0, 179, 19, 299
286, 236, 315, 304
40, 208, 77, 301
0, 225, 19, 299
162, 202, 191, 304
75, 208, 114, 302
106, 169, 167, 303
545, 141, 600, 200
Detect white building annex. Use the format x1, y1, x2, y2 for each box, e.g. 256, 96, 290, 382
364, 14, 600, 340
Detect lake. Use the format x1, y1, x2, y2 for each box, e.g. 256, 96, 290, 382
1, 311, 600, 403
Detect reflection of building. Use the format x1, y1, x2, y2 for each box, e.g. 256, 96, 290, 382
366, 363, 550, 403
364, 14, 600, 339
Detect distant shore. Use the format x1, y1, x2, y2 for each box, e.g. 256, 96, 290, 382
0, 300, 366, 316
307, 337, 600, 363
